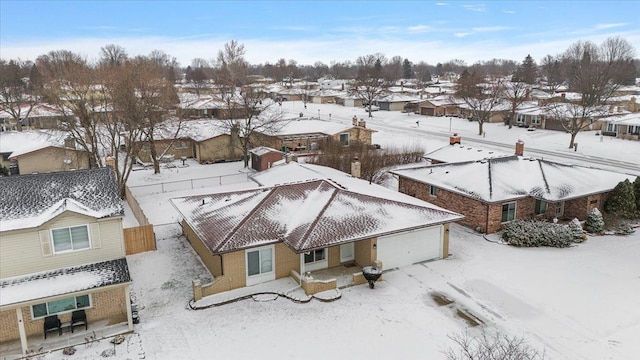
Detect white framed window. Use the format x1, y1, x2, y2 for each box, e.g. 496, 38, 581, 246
501, 202, 516, 222
31, 294, 91, 319
606, 123, 617, 132
51, 225, 90, 253
246, 246, 273, 277
429, 185, 438, 197
555, 201, 564, 217
304, 249, 326, 264
531, 115, 541, 125
535, 199, 547, 215
516, 114, 525, 123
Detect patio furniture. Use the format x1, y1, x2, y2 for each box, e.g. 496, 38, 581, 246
362, 266, 382, 289
70, 309, 88, 333
44, 315, 62, 339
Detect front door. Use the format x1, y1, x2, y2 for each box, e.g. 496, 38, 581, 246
340, 243, 354, 263
555, 201, 565, 218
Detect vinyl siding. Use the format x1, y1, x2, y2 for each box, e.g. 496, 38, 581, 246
0, 212, 124, 278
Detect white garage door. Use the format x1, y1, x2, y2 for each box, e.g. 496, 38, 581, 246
376, 226, 443, 270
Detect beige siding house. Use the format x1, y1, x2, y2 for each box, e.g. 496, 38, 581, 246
0, 168, 134, 357
171, 162, 463, 300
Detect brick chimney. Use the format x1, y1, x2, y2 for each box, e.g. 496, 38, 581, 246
357, 120, 366, 128
450, 133, 461, 145
351, 157, 361, 178
515, 140, 525, 156
285, 154, 298, 163
64, 137, 76, 149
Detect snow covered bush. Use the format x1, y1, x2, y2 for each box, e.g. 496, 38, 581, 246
584, 208, 605, 234
501, 219, 580, 248
634, 177, 640, 214
568, 218, 586, 242
604, 179, 636, 219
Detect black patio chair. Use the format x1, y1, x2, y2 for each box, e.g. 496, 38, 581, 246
70, 309, 88, 333
43, 315, 62, 339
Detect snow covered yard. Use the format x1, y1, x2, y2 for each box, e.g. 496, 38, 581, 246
33, 102, 640, 359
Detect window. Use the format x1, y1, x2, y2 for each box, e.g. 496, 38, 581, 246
628, 125, 639, 135
32, 294, 90, 319
51, 225, 90, 253
516, 114, 525, 123
501, 202, 516, 222
429, 185, 438, 197
534, 199, 547, 215
531, 115, 541, 125
304, 249, 326, 264
247, 247, 273, 276
174, 141, 187, 149
339, 133, 349, 146
607, 123, 617, 132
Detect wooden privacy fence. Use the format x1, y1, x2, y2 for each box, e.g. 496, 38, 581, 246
124, 224, 156, 255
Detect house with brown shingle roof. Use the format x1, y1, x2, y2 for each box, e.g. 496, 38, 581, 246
171, 161, 463, 297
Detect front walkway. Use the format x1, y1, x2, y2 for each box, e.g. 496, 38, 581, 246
0, 320, 130, 360
310, 263, 363, 288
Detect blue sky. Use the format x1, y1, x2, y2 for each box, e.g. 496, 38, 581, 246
1, 1, 639, 67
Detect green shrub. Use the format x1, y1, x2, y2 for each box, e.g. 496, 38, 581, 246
584, 208, 605, 233
501, 219, 581, 248
604, 179, 636, 219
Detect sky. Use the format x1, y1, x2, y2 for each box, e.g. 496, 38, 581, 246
1, 1, 639, 67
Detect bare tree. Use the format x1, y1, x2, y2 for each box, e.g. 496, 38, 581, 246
0, 59, 37, 131
185, 58, 212, 95
36, 50, 105, 167
99, 44, 128, 67
502, 81, 530, 129
444, 330, 545, 360
454, 68, 504, 135
539, 55, 564, 94
351, 53, 388, 118
214, 41, 287, 167
384, 55, 403, 83
547, 37, 636, 148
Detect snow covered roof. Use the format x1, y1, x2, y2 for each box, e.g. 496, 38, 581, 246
171, 163, 463, 254
0, 103, 68, 119
391, 156, 637, 203
425, 144, 511, 163
0, 167, 124, 232
249, 146, 283, 156
271, 118, 371, 137
376, 93, 421, 103
0, 258, 131, 307
0, 129, 70, 158
602, 112, 640, 126
178, 93, 228, 109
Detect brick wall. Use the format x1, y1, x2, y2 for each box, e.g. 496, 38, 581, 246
183, 221, 222, 276
275, 243, 300, 279
355, 238, 375, 267
1, 286, 129, 342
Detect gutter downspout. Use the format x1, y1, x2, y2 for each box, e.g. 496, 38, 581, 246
17, 308, 28, 355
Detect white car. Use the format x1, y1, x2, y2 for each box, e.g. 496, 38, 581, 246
365, 105, 380, 111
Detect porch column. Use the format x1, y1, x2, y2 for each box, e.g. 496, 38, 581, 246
125, 284, 134, 331
16, 308, 28, 355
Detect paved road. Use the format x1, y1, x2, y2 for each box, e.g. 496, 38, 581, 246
365, 119, 640, 176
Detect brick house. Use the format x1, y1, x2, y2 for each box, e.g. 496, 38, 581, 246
171, 161, 463, 298
0, 168, 134, 356
391, 149, 636, 234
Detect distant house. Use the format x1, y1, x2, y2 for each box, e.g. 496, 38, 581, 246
171, 161, 464, 298
254, 118, 376, 152
417, 95, 462, 117
376, 93, 421, 111
132, 119, 244, 164
0, 103, 68, 131
601, 112, 640, 140
0, 130, 90, 175
308, 89, 343, 104
424, 136, 511, 164
178, 94, 248, 120
391, 146, 636, 233
0, 168, 134, 356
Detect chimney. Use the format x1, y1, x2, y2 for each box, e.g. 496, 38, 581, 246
609, 105, 614, 114
351, 157, 361, 178
450, 133, 461, 145
515, 140, 525, 156
352, 115, 358, 126
358, 120, 366, 128
617, 106, 623, 113
561, 93, 566, 99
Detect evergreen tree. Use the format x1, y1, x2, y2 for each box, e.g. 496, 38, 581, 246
568, 218, 586, 242
402, 58, 414, 79
584, 208, 605, 233
604, 179, 636, 218
513, 54, 537, 84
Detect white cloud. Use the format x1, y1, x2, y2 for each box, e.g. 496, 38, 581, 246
435, 2, 448, 5
472, 26, 510, 33
502, 10, 515, 14
454, 32, 473, 38
462, 4, 486, 12
407, 25, 430, 33
595, 23, 628, 30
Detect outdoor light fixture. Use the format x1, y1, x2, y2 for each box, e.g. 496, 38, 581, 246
373, 243, 377, 249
